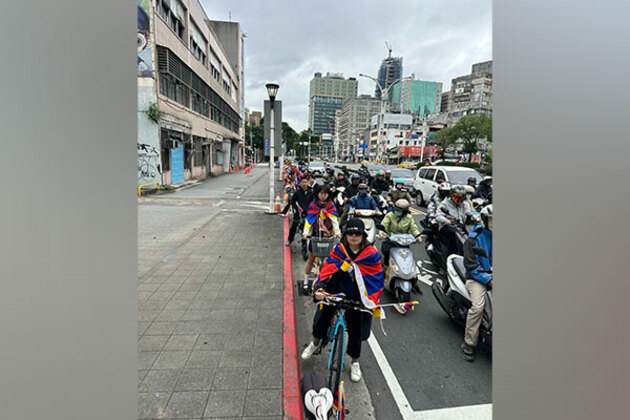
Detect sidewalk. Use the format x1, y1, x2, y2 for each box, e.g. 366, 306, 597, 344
137, 167, 288, 419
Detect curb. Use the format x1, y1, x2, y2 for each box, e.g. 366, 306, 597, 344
282, 216, 303, 420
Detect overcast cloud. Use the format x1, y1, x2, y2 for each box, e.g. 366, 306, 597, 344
201, 0, 492, 132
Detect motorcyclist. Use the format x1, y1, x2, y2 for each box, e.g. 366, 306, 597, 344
334, 171, 350, 189
343, 175, 361, 200
474, 176, 493, 202
282, 177, 314, 261
340, 165, 350, 178
387, 178, 413, 209
324, 167, 336, 183
435, 185, 472, 256
348, 183, 378, 212
301, 218, 385, 383
302, 186, 342, 286
378, 199, 423, 308
461, 205, 493, 362
370, 171, 390, 194
384, 170, 393, 187
426, 182, 451, 224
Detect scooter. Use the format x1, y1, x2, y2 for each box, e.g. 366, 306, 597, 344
333, 186, 346, 210
421, 208, 475, 273
431, 248, 493, 350
349, 208, 379, 244
372, 189, 389, 215
377, 223, 421, 313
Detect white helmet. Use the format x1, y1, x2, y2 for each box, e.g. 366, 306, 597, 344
480, 204, 493, 231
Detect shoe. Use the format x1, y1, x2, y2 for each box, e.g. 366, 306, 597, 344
461, 343, 475, 362
285, 240, 291, 246
350, 361, 362, 382
393, 303, 408, 315
301, 342, 317, 360
412, 282, 423, 295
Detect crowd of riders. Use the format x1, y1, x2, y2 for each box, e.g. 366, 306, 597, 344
280, 160, 493, 366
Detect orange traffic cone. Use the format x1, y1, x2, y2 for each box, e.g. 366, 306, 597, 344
274, 193, 282, 212
229, 167, 232, 174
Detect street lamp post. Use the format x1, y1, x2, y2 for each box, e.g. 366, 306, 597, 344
359, 73, 414, 163
266, 83, 279, 213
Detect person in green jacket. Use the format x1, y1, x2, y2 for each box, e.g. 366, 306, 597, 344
378, 199, 423, 294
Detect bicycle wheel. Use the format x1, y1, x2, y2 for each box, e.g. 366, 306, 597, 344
327, 323, 345, 395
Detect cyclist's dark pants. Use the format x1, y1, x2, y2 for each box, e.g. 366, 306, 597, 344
312, 305, 372, 359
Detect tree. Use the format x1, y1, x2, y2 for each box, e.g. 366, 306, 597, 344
282, 122, 300, 155
450, 114, 492, 161
434, 126, 456, 159
244, 121, 264, 153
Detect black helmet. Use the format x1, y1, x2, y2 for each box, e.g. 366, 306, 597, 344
343, 217, 366, 237
351, 175, 360, 182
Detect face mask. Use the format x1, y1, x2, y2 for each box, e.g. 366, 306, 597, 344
359, 190, 367, 196
394, 210, 403, 216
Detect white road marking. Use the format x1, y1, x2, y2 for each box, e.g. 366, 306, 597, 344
367, 334, 492, 420
214, 200, 225, 207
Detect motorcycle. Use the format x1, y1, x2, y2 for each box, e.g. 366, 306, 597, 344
371, 189, 390, 216
376, 223, 421, 312
431, 247, 493, 351
420, 208, 475, 273
349, 208, 379, 244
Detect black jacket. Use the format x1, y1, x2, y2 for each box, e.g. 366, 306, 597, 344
370, 178, 390, 194
291, 188, 313, 214
344, 183, 361, 199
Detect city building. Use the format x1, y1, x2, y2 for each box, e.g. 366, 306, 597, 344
367, 113, 415, 157
448, 60, 492, 123
248, 110, 262, 126
375, 51, 403, 99
308, 72, 358, 135
440, 91, 451, 114
137, 0, 244, 187
387, 79, 443, 118
337, 95, 382, 158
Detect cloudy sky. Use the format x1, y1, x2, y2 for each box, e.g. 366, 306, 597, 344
201, 0, 492, 132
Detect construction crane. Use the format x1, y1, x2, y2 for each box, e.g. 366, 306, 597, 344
385, 42, 392, 58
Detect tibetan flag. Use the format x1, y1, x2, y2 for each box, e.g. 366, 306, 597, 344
304, 201, 338, 232
314, 242, 384, 309
333, 381, 345, 420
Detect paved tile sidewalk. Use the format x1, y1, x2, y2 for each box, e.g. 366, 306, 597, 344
138, 169, 286, 420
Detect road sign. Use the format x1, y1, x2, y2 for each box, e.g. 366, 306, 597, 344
264, 138, 269, 156
359, 144, 368, 149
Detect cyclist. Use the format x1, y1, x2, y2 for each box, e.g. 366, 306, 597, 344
282, 177, 314, 260
301, 218, 385, 383
302, 187, 342, 286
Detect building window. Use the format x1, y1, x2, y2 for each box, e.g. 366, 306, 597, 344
222, 68, 231, 94
156, 0, 186, 42
209, 49, 220, 81
193, 136, 204, 167
189, 20, 207, 66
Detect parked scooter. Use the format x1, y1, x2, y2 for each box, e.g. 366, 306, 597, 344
376, 223, 421, 312
431, 248, 493, 350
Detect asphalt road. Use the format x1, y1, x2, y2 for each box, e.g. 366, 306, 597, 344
291, 173, 492, 419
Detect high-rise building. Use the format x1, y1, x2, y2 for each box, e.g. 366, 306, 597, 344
387, 79, 443, 118
448, 60, 492, 123
137, 0, 244, 186
337, 95, 382, 157
440, 91, 451, 114
308, 72, 358, 135
375, 53, 403, 99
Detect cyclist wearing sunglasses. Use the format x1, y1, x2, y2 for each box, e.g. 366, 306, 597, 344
435, 185, 473, 256
301, 218, 384, 383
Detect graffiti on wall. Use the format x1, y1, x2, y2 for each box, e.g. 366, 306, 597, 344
138, 143, 161, 183
137, 0, 153, 77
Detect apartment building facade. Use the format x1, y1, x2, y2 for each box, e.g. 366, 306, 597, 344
337, 95, 382, 157
308, 72, 358, 135
137, 0, 244, 187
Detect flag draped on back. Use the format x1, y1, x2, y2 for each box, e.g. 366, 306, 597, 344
314, 242, 384, 309
304, 201, 338, 232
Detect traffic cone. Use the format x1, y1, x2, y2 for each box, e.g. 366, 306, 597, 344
229, 167, 232, 174
274, 193, 282, 212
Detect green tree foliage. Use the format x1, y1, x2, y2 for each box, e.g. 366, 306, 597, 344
244, 122, 264, 151
434, 126, 456, 159
282, 122, 300, 154
450, 114, 492, 160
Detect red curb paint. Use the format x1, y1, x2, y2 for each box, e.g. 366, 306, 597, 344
283, 217, 304, 420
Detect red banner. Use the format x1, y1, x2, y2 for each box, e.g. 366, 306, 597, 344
399, 145, 440, 157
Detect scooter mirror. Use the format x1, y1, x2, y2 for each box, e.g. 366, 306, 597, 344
473, 247, 488, 258
375, 223, 386, 232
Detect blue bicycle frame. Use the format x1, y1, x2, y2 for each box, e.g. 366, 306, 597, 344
326, 307, 347, 374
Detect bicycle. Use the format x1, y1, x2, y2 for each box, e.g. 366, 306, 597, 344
305, 291, 418, 419
301, 235, 337, 295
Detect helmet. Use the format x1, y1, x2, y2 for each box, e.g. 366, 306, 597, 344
351, 175, 360, 182
393, 199, 410, 213
464, 185, 475, 195
385, 170, 392, 175
480, 204, 493, 231
450, 185, 466, 204
376, 170, 384, 176
467, 177, 477, 186
343, 217, 367, 237
394, 178, 405, 186
437, 182, 451, 199
483, 176, 492, 182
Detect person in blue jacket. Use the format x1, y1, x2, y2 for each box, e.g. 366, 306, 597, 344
461, 205, 493, 362
347, 183, 378, 212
